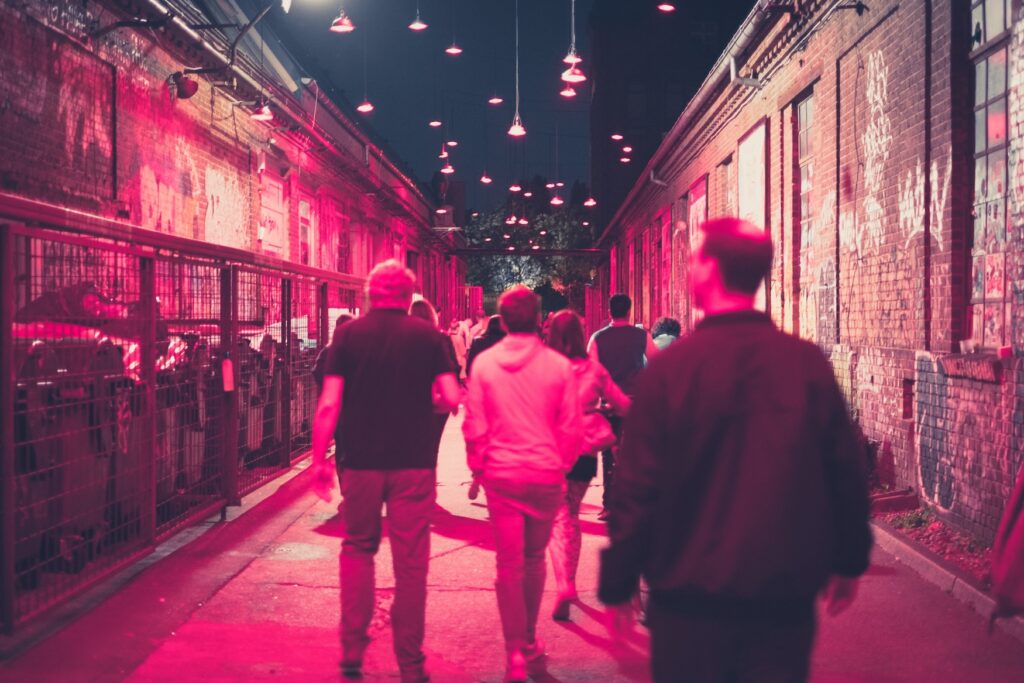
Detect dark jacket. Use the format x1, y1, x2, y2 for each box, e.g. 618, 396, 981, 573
466, 329, 506, 376
598, 311, 872, 613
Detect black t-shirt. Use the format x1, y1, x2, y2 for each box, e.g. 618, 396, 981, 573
327, 308, 455, 469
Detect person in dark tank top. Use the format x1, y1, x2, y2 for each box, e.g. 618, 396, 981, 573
586, 294, 659, 519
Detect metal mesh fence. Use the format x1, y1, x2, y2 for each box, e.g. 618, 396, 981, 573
2, 225, 365, 631
11, 232, 150, 622
152, 257, 226, 537
235, 269, 287, 496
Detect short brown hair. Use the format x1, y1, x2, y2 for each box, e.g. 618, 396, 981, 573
546, 310, 587, 359
699, 217, 773, 295
498, 285, 540, 333
409, 298, 438, 328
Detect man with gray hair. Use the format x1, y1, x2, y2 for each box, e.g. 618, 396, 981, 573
311, 259, 461, 683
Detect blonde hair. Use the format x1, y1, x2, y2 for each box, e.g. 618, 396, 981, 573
366, 259, 417, 309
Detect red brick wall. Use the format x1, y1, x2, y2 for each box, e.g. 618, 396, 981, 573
602, 0, 1024, 544
0, 2, 460, 315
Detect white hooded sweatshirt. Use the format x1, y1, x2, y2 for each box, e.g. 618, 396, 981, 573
463, 333, 582, 485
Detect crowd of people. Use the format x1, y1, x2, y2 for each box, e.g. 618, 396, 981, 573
307, 216, 873, 683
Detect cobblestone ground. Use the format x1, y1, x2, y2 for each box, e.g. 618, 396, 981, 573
3, 415, 1024, 682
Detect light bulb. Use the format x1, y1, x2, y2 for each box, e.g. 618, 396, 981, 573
657, 3, 677, 13
488, 95, 504, 105
560, 85, 577, 98
510, 183, 522, 192
561, 65, 586, 84
441, 163, 455, 174
563, 50, 582, 65
611, 133, 624, 141
584, 197, 597, 207
550, 195, 564, 206
523, 192, 533, 198
445, 43, 463, 56
620, 157, 631, 163
518, 218, 529, 225
508, 113, 526, 137
447, 140, 459, 147
429, 119, 443, 128
623, 146, 634, 153
409, 11, 428, 31
480, 174, 493, 184
356, 100, 374, 113
330, 11, 355, 33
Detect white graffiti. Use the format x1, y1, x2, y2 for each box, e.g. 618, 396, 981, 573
898, 154, 953, 251
138, 137, 200, 234
204, 167, 249, 249
848, 51, 892, 256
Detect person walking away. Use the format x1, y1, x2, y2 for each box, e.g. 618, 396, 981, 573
448, 318, 468, 382
598, 217, 872, 683
309, 260, 461, 683
462, 286, 581, 683
410, 298, 460, 461
314, 314, 354, 394
586, 293, 658, 519
545, 310, 630, 622
651, 316, 681, 350
466, 314, 506, 376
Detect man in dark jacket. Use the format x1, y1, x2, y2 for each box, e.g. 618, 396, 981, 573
466, 314, 506, 376
599, 217, 872, 683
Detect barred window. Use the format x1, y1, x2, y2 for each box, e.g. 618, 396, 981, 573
969, 0, 1012, 347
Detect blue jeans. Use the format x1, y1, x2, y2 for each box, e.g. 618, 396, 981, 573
340, 468, 435, 682
483, 477, 564, 652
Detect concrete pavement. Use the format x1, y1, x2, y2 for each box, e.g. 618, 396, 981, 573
2, 414, 1023, 682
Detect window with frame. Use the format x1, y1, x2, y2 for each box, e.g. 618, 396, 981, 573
796, 95, 814, 254
970, 0, 1012, 347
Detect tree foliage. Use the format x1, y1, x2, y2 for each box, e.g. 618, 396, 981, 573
464, 177, 599, 312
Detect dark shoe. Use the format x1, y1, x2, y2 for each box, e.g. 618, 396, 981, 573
597, 508, 610, 521
552, 596, 572, 621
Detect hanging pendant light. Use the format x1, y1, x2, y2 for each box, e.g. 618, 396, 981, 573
409, 0, 428, 31
510, 183, 522, 193
623, 146, 634, 153
508, 0, 526, 137
562, 0, 583, 67
447, 139, 459, 147
330, 3, 355, 33
523, 191, 533, 198
356, 24, 374, 114
429, 119, 443, 128
583, 196, 597, 207
488, 95, 504, 105
550, 195, 564, 206
441, 162, 455, 174
657, 3, 677, 13
518, 218, 529, 226
439, 144, 449, 160
250, 101, 273, 122
561, 65, 586, 84
611, 133, 624, 141
560, 85, 577, 98
445, 0, 462, 55
620, 157, 632, 163
480, 173, 493, 184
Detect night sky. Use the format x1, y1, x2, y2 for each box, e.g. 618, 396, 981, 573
266, 0, 595, 213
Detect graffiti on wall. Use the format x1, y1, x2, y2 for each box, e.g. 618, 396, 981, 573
205, 167, 249, 249
897, 154, 953, 251
134, 135, 200, 236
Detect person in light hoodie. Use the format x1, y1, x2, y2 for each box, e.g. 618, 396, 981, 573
462, 285, 582, 683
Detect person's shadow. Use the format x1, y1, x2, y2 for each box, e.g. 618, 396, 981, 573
429, 504, 495, 551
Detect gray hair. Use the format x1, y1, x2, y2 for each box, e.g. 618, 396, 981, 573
366, 259, 417, 309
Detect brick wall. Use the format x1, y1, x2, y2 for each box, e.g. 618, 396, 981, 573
0, 1, 459, 315
600, 0, 1024, 544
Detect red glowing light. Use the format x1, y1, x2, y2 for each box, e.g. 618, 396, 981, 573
545, 182, 556, 189
330, 12, 356, 33
560, 85, 577, 98
510, 183, 522, 192
620, 157, 631, 163
582, 221, 590, 226
550, 195, 565, 206
445, 43, 463, 56
561, 65, 587, 84
438, 149, 449, 159
447, 140, 459, 147
503, 232, 512, 238
531, 245, 540, 250
583, 197, 597, 207
518, 218, 529, 225
657, 3, 676, 12
250, 103, 273, 122
441, 163, 455, 174
523, 191, 533, 197
508, 115, 527, 137
623, 146, 634, 153
488, 96, 504, 105
507, 246, 515, 251
563, 50, 583, 65
505, 216, 516, 225
356, 99, 375, 114
539, 230, 547, 235
556, 181, 565, 188
611, 133, 624, 141
429, 119, 443, 128
409, 12, 428, 31
481, 174, 493, 184
484, 237, 492, 242
435, 207, 448, 215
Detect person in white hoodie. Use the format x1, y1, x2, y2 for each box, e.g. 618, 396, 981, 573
463, 285, 582, 683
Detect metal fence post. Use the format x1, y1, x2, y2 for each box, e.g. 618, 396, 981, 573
319, 282, 329, 351
139, 255, 157, 546
281, 277, 293, 467
221, 266, 240, 506
1, 224, 16, 634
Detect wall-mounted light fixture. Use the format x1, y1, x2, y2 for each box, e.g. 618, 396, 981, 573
167, 72, 199, 99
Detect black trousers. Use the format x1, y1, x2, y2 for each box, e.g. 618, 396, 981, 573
601, 414, 624, 508
647, 598, 816, 683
